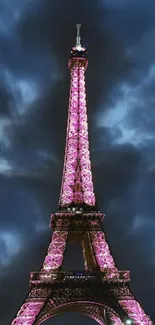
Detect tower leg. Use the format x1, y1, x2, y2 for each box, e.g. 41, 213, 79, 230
42, 230, 68, 272
113, 287, 153, 325
119, 296, 152, 325
11, 288, 52, 325
90, 231, 117, 270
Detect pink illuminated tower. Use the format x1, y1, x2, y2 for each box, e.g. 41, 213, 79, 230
11, 24, 153, 325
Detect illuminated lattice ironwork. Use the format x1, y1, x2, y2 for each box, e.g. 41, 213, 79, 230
90, 231, 117, 270
119, 298, 152, 325
11, 25, 153, 325
59, 54, 95, 207
11, 301, 44, 325
42, 231, 68, 272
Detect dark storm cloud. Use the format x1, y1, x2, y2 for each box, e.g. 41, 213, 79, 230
0, 0, 155, 323
93, 1, 155, 319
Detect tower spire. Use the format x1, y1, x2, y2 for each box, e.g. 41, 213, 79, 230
76, 23, 82, 49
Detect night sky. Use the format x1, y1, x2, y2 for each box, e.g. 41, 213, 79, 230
0, 0, 155, 323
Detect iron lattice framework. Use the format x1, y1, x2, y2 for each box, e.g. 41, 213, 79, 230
11, 25, 153, 325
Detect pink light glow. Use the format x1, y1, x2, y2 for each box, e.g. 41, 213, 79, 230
59, 61, 96, 207
119, 299, 152, 325
90, 231, 117, 270
42, 231, 68, 271
11, 302, 44, 325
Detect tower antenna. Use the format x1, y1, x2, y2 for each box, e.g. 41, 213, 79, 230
76, 23, 82, 48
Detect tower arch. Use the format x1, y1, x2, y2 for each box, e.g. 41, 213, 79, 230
39, 311, 103, 325
37, 301, 122, 325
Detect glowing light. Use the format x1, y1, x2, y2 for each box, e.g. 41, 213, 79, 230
72, 46, 86, 51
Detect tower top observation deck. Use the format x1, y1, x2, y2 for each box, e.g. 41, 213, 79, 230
70, 23, 88, 60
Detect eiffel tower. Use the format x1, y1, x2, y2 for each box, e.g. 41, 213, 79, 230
11, 24, 153, 325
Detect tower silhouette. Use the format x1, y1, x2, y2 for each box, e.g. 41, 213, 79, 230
11, 25, 153, 325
